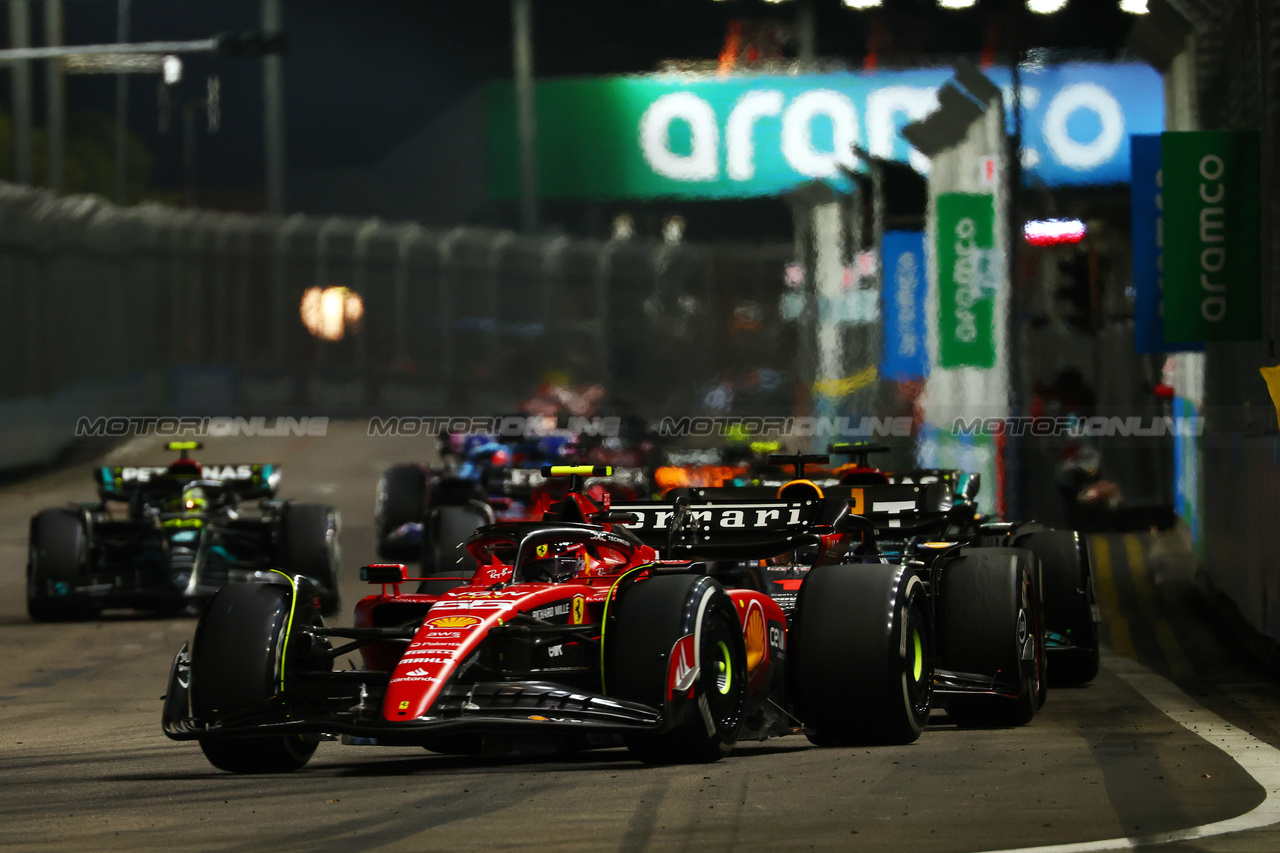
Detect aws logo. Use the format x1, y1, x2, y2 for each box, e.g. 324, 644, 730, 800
425, 615, 481, 629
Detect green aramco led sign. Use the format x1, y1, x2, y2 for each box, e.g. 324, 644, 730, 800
1161, 131, 1261, 343
485, 64, 1163, 198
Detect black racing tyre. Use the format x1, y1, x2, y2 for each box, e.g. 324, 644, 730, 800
417, 504, 489, 594
375, 465, 427, 561
938, 548, 1047, 728
27, 510, 100, 622
191, 582, 320, 773
281, 503, 341, 616
608, 575, 747, 764
790, 563, 933, 746
1016, 529, 1100, 686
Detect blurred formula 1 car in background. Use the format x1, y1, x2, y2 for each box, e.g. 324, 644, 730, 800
374, 421, 651, 583
374, 426, 574, 561
27, 441, 341, 621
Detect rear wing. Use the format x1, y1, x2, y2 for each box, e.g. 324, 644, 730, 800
499, 466, 648, 495
610, 499, 825, 559
657, 480, 954, 518
611, 478, 957, 556
887, 469, 980, 505
95, 463, 282, 500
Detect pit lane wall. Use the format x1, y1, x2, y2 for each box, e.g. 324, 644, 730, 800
0, 182, 794, 474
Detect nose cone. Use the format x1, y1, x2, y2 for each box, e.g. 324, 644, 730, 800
383, 667, 444, 721
381, 611, 490, 722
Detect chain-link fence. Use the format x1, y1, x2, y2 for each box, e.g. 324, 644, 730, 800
0, 184, 806, 410
0, 181, 796, 468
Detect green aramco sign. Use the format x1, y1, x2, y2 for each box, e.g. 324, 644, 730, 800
935, 193, 997, 369
1161, 131, 1261, 343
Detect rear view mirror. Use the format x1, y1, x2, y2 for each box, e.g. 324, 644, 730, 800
361, 564, 407, 584
594, 510, 639, 525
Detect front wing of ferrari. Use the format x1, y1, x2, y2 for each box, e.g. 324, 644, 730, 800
161, 644, 661, 744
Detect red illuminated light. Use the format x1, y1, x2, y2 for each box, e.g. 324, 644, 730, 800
1023, 219, 1087, 246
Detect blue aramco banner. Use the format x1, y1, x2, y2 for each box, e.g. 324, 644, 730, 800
1131, 134, 1165, 354
488, 62, 1164, 199
880, 231, 929, 382
1130, 134, 1204, 354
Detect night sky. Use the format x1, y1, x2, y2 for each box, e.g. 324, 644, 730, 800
12, 0, 1140, 210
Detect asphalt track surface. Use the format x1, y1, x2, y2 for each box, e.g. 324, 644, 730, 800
3, 423, 1280, 852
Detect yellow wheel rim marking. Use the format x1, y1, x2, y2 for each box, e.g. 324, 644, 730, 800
912, 629, 924, 682
715, 640, 732, 695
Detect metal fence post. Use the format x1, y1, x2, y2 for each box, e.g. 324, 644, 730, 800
595, 240, 616, 390
313, 216, 342, 369
540, 235, 567, 334
438, 227, 467, 401
212, 215, 236, 364
271, 214, 305, 369
353, 217, 381, 372
392, 223, 422, 369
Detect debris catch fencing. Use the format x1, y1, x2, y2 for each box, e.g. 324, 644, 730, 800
0, 182, 794, 417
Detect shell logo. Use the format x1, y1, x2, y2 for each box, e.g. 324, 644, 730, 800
426, 615, 481, 629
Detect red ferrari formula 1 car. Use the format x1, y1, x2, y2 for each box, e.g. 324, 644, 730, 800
163, 465, 798, 772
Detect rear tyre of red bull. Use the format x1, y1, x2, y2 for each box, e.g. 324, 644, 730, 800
608, 575, 747, 764
790, 563, 933, 746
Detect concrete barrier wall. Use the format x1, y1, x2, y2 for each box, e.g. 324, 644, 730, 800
1202, 434, 1280, 643
0, 374, 166, 472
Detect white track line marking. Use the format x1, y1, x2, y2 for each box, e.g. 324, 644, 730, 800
978, 652, 1280, 853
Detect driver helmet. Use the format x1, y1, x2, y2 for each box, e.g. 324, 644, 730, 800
521, 541, 585, 584
172, 485, 207, 515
